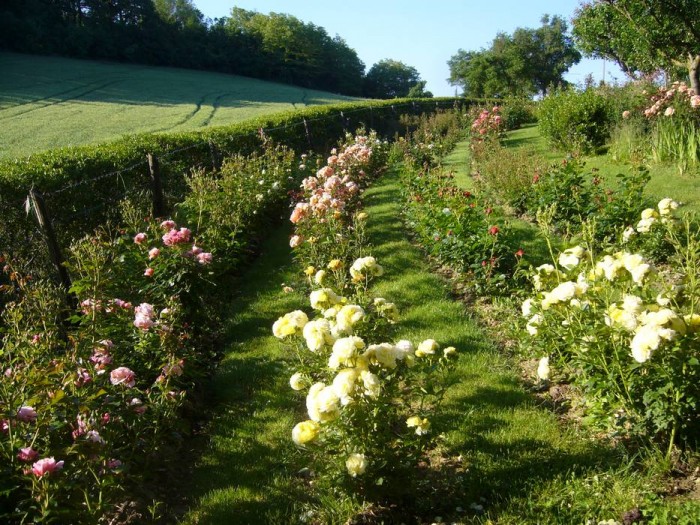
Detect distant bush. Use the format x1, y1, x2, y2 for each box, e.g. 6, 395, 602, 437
500, 97, 538, 130
538, 88, 616, 153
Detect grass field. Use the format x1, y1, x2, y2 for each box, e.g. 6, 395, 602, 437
0, 52, 357, 160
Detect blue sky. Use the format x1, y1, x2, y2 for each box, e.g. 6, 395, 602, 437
193, 1, 624, 96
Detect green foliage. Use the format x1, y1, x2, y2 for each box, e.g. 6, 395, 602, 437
499, 97, 538, 130
572, 0, 700, 93
538, 87, 616, 153
0, 97, 463, 283
363, 59, 423, 99
448, 15, 581, 98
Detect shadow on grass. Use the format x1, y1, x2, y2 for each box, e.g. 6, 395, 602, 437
359, 171, 622, 522
181, 224, 311, 524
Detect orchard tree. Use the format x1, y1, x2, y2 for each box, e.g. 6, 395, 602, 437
448, 15, 580, 98
363, 59, 423, 98
572, 0, 700, 94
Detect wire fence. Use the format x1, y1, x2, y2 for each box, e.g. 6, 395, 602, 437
3, 99, 464, 292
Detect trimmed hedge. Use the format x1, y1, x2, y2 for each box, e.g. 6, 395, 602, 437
0, 97, 471, 278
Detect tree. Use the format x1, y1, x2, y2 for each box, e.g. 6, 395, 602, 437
363, 59, 423, 99
406, 80, 433, 98
448, 15, 580, 98
572, 0, 700, 94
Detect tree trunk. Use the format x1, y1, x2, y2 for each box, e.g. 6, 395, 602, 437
689, 54, 700, 95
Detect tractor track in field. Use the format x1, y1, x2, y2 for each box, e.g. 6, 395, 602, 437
0, 78, 125, 120
199, 93, 232, 127
152, 93, 218, 132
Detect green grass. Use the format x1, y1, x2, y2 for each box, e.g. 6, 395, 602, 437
0, 52, 356, 159
178, 168, 700, 524
503, 123, 700, 214
442, 136, 557, 266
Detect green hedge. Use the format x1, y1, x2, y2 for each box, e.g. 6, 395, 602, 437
0, 97, 470, 277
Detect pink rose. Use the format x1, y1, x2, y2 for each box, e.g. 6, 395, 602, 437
90, 348, 112, 370
144, 267, 154, 277
160, 220, 176, 230
110, 367, 136, 388
17, 447, 38, 462
133, 233, 147, 244
107, 459, 122, 469
289, 235, 302, 248
196, 252, 213, 265
664, 106, 675, 117
86, 430, 105, 444
1, 419, 9, 434
32, 457, 64, 477
75, 368, 92, 387
72, 415, 87, 440
134, 303, 155, 330
148, 248, 160, 260
691, 95, 700, 108
17, 406, 37, 423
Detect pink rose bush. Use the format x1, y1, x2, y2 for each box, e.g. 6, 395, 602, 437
0, 138, 309, 522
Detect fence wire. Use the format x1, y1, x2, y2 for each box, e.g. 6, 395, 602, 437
10, 100, 461, 285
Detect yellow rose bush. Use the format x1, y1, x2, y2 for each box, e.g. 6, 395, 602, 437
273, 267, 458, 497
521, 222, 699, 453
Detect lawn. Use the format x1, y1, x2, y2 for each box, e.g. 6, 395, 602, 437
0, 52, 357, 160
503, 124, 700, 214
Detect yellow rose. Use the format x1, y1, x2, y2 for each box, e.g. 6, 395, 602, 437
415, 339, 438, 357
345, 453, 368, 477
289, 372, 307, 391
292, 420, 320, 445
406, 416, 431, 435
327, 259, 343, 271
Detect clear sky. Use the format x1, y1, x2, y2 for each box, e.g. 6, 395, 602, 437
192, 0, 625, 97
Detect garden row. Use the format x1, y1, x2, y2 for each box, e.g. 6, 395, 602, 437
0, 100, 473, 523
0, 98, 465, 282
397, 102, 700, 463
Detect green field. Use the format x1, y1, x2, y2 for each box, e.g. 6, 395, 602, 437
0, 52, 357, 160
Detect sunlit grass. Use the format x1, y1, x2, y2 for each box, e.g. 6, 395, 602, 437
181, 166, 698, 524
0, 52, 356, 159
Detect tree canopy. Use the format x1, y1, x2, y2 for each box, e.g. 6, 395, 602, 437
0, 1, 369, 97
363, 59, 425, 99
572, 0, 700, 94
448, 15, 581, 98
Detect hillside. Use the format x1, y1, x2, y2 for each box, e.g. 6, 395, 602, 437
0, 52, 358, 160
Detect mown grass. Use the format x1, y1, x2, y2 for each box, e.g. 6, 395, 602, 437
178, 168, 700, 524
505, 124, 700, 214
0, 52, 356, 159
442, 135, 557, 266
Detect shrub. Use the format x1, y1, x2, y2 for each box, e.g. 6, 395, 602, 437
538, 87, 616, 153
499, 97, 538, 130
521, 209, 700, 453
471, 141, 549, 214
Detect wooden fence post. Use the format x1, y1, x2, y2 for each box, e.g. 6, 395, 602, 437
208, 140, 222, 172
147, 153, 165, 218
302, 118, 314, 149
28, 188, 75, 307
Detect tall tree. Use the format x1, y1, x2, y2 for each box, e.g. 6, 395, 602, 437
572, 0, 700, 94
448, 15, 580, 98
363, 59, 423, 99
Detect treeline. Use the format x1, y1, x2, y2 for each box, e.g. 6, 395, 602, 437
0, 0, 367, 96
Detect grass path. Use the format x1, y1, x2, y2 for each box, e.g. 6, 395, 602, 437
181, 169, 650, 524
